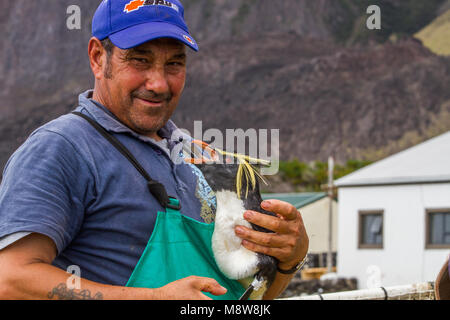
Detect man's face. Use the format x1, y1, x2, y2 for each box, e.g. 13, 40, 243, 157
98, 38, 187, 138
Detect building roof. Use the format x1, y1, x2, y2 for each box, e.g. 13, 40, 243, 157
261, 192, 327, 209
335, 131, 450, 187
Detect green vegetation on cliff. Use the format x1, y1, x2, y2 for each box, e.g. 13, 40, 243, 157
278, 159, 372, 192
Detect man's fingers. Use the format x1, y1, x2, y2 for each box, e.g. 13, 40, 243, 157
235, 225, 287, 248
239, 199, 309, 267
261, 199, 299, 221
243, 210, 290, 233
191, 276, 227, 296
241, 239, 288, 261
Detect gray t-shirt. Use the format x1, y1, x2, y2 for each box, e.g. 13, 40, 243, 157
0, 90, 217, 286
0, 137, 170, 251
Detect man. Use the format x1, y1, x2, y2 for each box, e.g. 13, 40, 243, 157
435, 255, 449, 300
0, 0, 308, 300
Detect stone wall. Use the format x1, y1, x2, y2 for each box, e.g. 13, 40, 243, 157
279, 274, 358, 298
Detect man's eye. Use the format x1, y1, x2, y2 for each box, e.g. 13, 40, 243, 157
132, 58, 148, 63
168, 61, 184, 66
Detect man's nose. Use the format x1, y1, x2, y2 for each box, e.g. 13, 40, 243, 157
144, 67, 170, 94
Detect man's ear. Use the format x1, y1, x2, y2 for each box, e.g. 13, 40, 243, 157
88, 37, 106, 80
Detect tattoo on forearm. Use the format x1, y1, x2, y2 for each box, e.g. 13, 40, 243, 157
47, 283, 103, 300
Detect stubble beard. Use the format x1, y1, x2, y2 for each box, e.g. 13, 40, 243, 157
127, 104, 171, 136
126, 92, 175, 136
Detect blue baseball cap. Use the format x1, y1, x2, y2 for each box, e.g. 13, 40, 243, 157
92, 0, 198, 51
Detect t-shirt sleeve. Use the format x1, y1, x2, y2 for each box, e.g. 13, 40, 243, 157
0, 129, 94, 254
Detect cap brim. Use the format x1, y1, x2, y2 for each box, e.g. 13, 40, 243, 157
435, 256, 450, 300
109, 21, 198, 52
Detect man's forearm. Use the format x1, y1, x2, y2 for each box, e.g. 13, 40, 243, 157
262, 270, 296, 300
1, 262, 158, 300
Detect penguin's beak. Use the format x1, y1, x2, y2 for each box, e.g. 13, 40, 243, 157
183, 140, 219, 164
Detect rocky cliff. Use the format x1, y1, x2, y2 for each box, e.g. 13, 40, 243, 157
0, 0, 449, 170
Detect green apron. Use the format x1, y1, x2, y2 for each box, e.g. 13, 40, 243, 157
72, 112, 246, 300
126, 198, 246, 300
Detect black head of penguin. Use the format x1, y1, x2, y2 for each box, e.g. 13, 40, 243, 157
195, 162, 275, 228
195, 162, 278, 291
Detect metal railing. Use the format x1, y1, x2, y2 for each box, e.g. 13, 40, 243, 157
281, 282, 435, 300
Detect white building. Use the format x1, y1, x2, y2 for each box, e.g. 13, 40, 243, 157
335, 132, 450, 289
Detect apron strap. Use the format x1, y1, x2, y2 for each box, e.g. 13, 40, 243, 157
72, 111, 180, 210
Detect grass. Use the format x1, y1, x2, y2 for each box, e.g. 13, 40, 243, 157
415, 9, 450, 56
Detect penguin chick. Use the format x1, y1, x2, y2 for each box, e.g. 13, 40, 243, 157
195, 161, 278, 300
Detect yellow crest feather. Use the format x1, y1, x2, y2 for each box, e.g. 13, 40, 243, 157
215, 149, 269, 199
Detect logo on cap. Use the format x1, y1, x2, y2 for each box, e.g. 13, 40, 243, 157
124, 0, 145, 13
124, 0, 180, 14
183, 35, 194, 45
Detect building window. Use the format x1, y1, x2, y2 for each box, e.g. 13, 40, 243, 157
358, 211, 383, 249
426, 209, 450, 249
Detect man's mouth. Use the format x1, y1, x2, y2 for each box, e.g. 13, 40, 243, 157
135, 97, 166, 107
131, 89, 173, 108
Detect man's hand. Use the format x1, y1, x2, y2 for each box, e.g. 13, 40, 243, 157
156, 276, 227, 300
235, 199, 309, 270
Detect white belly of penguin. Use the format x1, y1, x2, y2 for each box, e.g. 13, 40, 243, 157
211, 190, 259, 280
